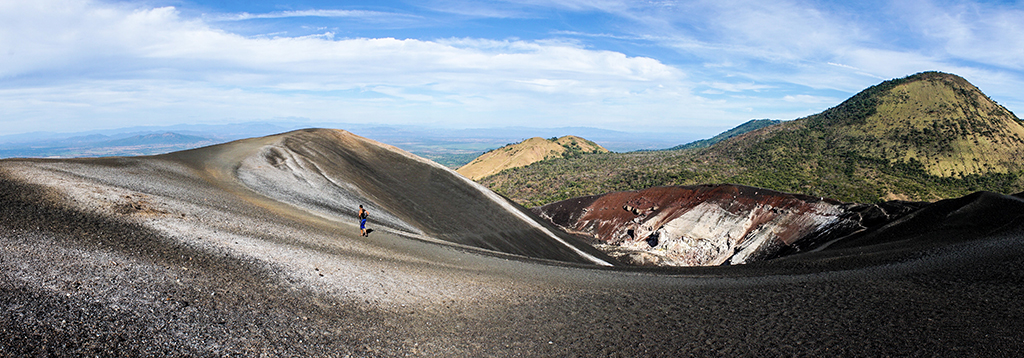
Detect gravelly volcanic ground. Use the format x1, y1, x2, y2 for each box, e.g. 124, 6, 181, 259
3, 129, 1024, 356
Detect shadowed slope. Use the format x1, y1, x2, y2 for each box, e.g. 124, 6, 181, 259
819, 190, 1024, 251
164, 128, 614, 266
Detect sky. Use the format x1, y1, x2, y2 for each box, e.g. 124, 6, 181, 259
1, 0, 1023, 138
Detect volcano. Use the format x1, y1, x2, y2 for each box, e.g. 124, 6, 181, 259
2, 128, 1024, 356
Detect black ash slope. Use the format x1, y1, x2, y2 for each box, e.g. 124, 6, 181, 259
1, 128, 1023, 356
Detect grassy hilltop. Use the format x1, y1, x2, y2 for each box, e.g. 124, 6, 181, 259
456, 135, 608, 180
478, 72, 1024, 207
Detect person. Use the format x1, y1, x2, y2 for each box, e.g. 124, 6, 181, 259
358, 205, 369, 237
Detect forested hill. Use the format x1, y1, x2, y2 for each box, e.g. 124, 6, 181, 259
666, 119, 782, 151
478, 71, 1024, 207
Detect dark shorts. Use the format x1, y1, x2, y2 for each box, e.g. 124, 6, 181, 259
360, 219, 367, 229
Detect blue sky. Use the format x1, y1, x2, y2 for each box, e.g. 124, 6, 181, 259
2, 0, 1023, 138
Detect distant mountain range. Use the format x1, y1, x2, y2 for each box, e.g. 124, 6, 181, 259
479, 71, 1024, 206
665, 119, 782, 151
0, 122, 701, 164
101, 132, 213, 147
0, 132, 220, 158
0, 123, 286, 158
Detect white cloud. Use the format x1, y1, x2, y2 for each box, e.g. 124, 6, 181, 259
0, 1, 680, 89
894, 0, 1024, 70
704, 82, 773, 93
2, 0, 1020, 136
215, 9, 408, 21
571, 0, 1023, 111
0, 0, 716, 135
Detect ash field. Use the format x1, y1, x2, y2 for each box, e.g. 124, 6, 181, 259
2, 128, 1023, 356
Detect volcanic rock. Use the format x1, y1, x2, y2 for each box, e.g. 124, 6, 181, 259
533, 184, 927, 266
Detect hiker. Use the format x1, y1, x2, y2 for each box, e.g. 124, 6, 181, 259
358, 205, 369, 237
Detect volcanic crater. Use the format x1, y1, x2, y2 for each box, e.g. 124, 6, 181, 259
3, 128, 1023, 356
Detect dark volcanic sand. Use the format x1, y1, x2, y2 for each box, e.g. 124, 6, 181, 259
3, 129, 1024, 356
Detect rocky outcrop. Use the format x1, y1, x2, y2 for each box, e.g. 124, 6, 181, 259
533, 184, 926, 266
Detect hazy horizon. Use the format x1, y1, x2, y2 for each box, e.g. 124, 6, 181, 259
0, 120, 712, 158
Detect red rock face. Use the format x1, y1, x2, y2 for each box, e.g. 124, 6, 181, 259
534, 184, 920, 266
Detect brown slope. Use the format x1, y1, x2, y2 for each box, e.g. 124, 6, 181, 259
457, 135, 608, 180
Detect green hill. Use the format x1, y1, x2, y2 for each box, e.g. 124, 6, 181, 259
479, 72, 1024, 206
666, 119, 782, 150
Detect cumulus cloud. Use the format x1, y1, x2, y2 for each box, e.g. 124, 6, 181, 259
894, 0, 1024, 71
215, 9, 407, 21
1, 1, 677, 86
0, 0, 713, 134
542, 0, 1023, 107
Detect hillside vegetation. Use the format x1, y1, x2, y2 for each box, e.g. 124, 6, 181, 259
666, 119, 782, 150
479, 72, 1024, 207
457, 135, 608, 180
